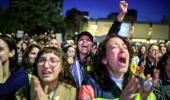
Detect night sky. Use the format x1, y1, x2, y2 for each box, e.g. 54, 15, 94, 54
0, 0, 170, 22
63, 0, 170, 22
0, 0, 8, 10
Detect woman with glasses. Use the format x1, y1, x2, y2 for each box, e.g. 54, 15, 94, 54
29, 47, 77, 100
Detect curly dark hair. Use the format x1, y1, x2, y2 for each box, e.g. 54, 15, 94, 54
93, 34, 133, 89
33, 47, 72, 84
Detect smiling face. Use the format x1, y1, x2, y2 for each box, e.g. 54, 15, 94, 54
78, 35, 92, 56
28, 47, 40, 64
102, 37, 130, 77
37, 52, 62, 83
160, 46, 167, 55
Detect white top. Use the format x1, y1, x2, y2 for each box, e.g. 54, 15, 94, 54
111, 77, 123, 90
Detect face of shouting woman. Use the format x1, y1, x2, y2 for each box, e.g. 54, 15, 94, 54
78, 35, 93, 59
102, 37, 130, 78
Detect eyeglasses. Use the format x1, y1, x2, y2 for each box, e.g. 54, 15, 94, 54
37, 57, 60, 67
150, 49, 159, 53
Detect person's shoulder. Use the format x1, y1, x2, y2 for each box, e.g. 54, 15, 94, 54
53, 82, 77, 100
82, 74, 98, 87
60, 82, 77, 90
6, 68, 29, 84
10, 68, 27, 77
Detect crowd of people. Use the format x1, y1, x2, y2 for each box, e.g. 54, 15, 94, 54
0, 0, 170, 100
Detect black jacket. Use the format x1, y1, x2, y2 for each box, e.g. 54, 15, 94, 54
139, 57, 156, 77
82, 75, 121, 99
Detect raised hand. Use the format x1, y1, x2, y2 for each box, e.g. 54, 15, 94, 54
117, 0, 128, 21
120, 69, 159, 100
139, 69, 159, 100
120, 0, 128, 14
120, 75, 139, 100
32, 75, 48, 100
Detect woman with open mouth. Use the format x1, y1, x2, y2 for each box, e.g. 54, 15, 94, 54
20, 47, 77, 100
79, 34, 159, 100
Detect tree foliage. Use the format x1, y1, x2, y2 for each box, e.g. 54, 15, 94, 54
64, 8, 89, 40
0, 0, 66, 35
161, 16, 170, 24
